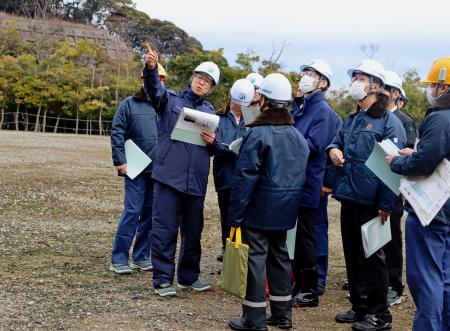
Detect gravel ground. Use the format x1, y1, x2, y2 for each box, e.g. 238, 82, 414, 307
0, 131, 415, 330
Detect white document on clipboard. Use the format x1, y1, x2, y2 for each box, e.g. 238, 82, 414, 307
170, 107, 220, 146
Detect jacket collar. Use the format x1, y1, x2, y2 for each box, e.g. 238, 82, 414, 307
246, 107, 294, 127
182, 88, 206, 105
425, 107, 450, 117
132, 87, 150, 102
292, 91, 326, 118
291, 97, 304, 117
304, 91, 326, 106
354, 93, 389, 119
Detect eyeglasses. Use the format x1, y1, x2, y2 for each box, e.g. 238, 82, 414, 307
193, 74, 212, 86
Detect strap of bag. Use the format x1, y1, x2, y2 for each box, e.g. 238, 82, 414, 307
229, 227, 242, 248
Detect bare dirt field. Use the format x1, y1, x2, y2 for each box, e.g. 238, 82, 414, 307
0, 131, 415, 330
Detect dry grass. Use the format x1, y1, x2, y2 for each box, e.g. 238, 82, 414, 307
0, 131, 415, 330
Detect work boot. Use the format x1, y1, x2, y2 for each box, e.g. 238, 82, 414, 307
291, 291, 318, 308
335, 310, 364, 323
351, 314, 392, 331
266, 316, 292, 329
228, 317, 267, 331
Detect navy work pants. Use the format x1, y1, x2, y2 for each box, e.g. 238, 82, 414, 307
406, 213, 450, 331
314, 195, 329, 288
340, 201, 390, 320
151, 181, 205, 288
384, 195, 404, 295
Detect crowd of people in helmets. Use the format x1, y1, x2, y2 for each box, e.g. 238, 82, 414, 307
109, 43, 450, 331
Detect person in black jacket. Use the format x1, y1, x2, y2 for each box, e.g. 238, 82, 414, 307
382, 71, 417, 306
213, 78, 255, 262
109, 67, 166, 274
227, 73, 309, 331
328, 59, 401, 331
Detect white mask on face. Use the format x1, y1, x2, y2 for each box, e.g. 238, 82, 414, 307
299, 75, 316, 94
426, 86, 439, 106
350, 80, 368, 101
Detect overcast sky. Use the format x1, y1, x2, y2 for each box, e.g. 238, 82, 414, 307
134, 0, 449, 89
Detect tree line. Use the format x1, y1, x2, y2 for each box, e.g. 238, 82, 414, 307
0, 0, 428, 134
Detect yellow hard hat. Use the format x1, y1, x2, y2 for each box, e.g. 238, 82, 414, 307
421, 56, 450, 84
157, 63, 167, 77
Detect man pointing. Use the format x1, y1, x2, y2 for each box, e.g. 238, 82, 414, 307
143, 44, 221, 297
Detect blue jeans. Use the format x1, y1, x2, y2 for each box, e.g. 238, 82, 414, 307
406, 213, 450, 331
111, 175, 153, 265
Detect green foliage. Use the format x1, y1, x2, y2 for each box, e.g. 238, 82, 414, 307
328, 89, 355, 119
401, 69, 427, 122
235, 50, 260, 73
0, 36, 142, 131
0, 2, 430, 132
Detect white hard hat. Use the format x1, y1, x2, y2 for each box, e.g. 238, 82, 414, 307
347, 59, 386, 85
257, 73, 292, 103
384, 70, 403, 91
400, 88, 407, 100
230, 79, 255, 106
384, 70, 408, 101
300, 59, 332, 85
193, 61, 220, 85
245, 72, 264, 88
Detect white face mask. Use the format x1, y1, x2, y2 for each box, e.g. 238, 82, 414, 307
426, 86, 438, 106
299, 75, 316, 94
350, 80, 368, 101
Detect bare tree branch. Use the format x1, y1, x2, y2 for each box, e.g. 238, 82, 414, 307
360, 43, 380, 59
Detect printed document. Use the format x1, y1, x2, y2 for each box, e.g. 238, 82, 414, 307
222, 137, 243, 155
361, 216, 392, 258
399, 159, 450, 226
171, 107, 220, 146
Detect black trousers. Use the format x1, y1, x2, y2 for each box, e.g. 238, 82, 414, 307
383, 196, 404, 295
217, 188, 232, 249
241, 227, 292, 329
340, 201, 390, 318
293, 207, 317, 294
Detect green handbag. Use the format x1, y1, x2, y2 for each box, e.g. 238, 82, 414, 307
218, 227, 249, 299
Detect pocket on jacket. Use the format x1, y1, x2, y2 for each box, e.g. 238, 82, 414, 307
351, 163, 380, 203
354, 129, 382, 161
